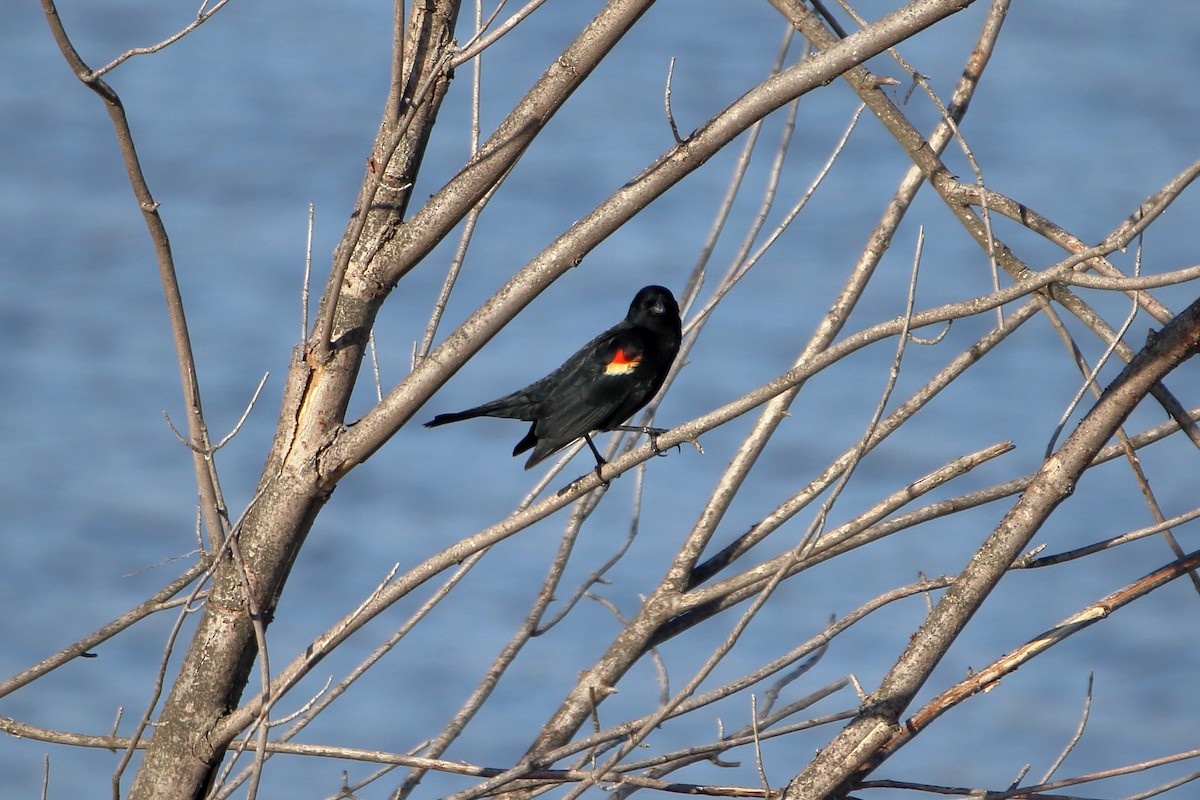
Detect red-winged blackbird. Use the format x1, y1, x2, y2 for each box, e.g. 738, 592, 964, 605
425, 285, 682, 469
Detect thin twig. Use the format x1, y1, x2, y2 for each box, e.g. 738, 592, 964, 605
664, 56, 683, 143
1045, 237, 1143, 457
1040, 673, 1094, 784
91, 0, 234, 77
750, 696, 771, 798
537, 465, 646, 635
370, 329, 384, 402
1016, 504, 1200, 568
799, 223, 927, 557
0, 563, 208, 698
213, 372, 271, 450
449, 0, 551, 68
40, 0, 229, 551
677, 26, 797, 325
302, 203, 314, 341
417, 0, 491, 366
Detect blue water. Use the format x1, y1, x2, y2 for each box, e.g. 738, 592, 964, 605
3, 1, 1200, 797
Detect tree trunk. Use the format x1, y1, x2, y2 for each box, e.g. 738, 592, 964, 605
127, 5, 461, 797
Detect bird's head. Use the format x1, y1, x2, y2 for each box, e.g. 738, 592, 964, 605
628, 285, 680, 330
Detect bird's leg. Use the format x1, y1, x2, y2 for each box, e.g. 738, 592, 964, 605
610, 425, 673, 457
583, 433, 608, 466
583, 434, 610, 486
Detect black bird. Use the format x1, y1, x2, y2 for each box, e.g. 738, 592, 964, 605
425, 285, 682, 469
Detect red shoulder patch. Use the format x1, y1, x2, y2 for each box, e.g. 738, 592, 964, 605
604, 348, 642, 375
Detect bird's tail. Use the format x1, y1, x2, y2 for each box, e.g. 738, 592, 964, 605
424, 394, 540, 428
424, 408, 486, 427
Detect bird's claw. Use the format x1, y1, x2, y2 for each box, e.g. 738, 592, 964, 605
646, 427, 676, 458
611, 424, 675, 457
556, 466, 609, 497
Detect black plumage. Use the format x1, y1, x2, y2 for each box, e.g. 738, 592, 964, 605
425, 285, 682, 468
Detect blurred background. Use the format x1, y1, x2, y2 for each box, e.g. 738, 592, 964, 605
2, 1, 1199, 797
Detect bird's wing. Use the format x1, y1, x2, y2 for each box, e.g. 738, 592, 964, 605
532, 329, 651, 444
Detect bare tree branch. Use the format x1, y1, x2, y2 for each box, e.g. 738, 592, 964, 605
40, 0, 228, 552
785, 294, 1200, 798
